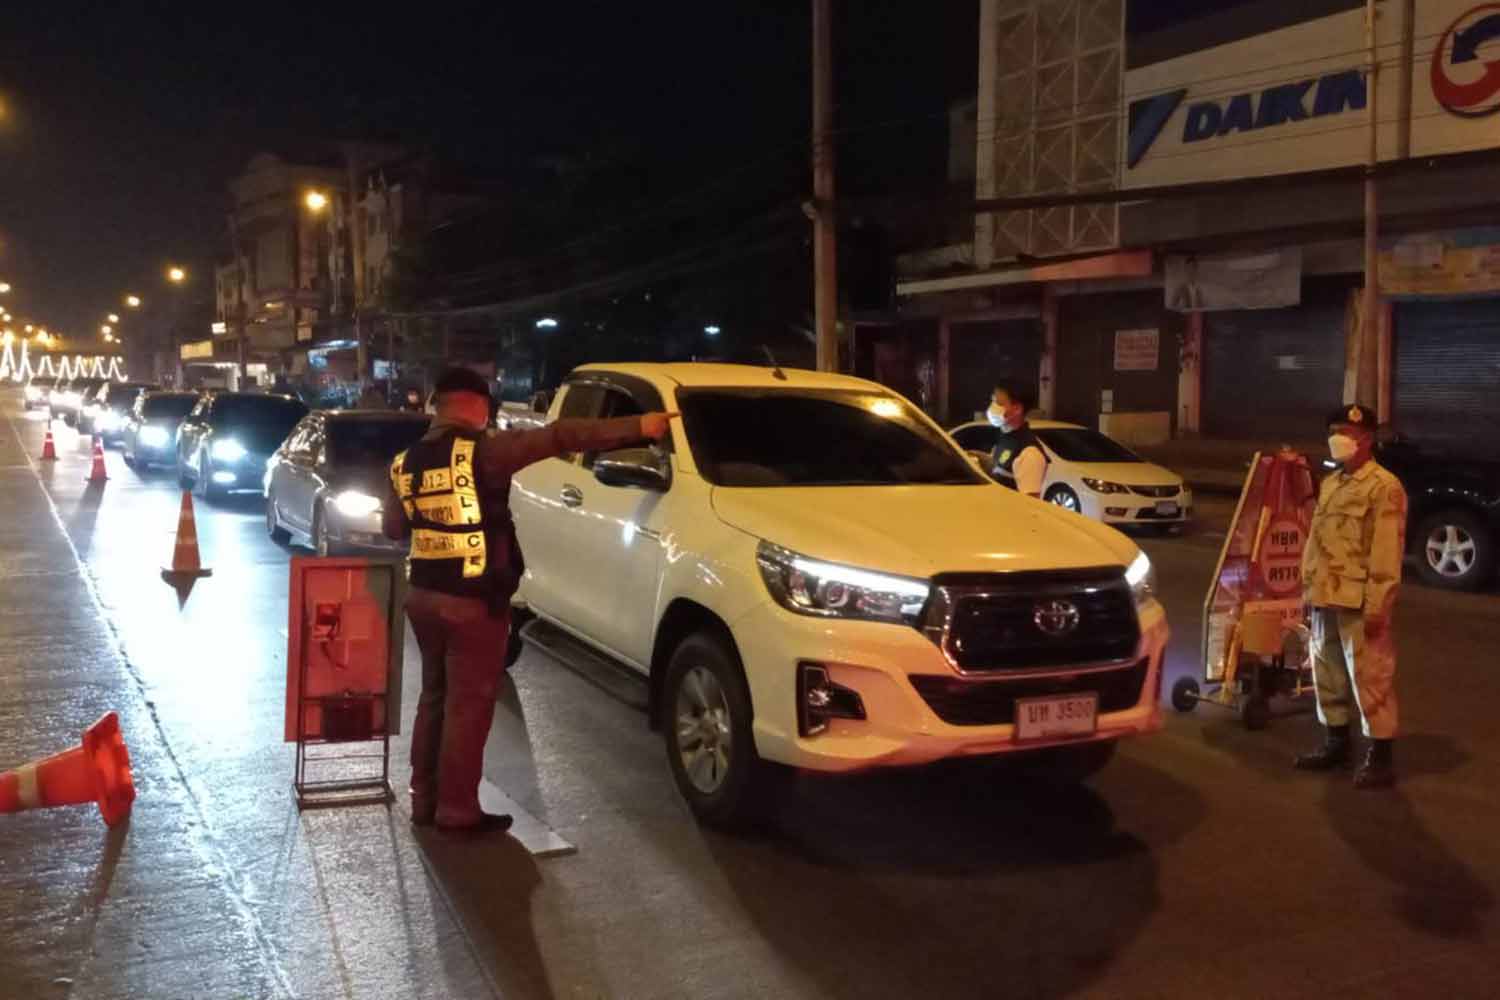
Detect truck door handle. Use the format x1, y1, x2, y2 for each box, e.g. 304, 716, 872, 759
561, 485, 584, 508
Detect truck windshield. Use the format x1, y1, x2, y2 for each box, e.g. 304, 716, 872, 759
679, 389, 982, 487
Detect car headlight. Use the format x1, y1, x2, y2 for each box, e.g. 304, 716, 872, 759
97, 411, 121, 431
139, 425, 170, 447
756, 540, 929, 626
1082, 477, 1130, 494
1125, 551, 1156, 608
333, 490, 382, 518
212, 439, 248, 462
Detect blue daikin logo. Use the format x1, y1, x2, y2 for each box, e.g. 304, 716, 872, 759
1126, 70, 1367, 169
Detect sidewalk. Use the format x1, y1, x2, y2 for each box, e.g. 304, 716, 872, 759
0, 407, 502, 1000
1133, 437, 1325, 496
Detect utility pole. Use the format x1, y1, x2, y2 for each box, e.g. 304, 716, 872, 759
1358, 0, 1381, 408
812, 0, 838, 372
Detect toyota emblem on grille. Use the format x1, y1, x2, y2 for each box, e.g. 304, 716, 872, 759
1034, 599, 1081, 636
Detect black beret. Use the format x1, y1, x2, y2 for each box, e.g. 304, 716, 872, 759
1327, 404, 1377, 430
434, 366, 492, 400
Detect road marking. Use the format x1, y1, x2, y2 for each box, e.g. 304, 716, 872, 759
479, 779, 576, 857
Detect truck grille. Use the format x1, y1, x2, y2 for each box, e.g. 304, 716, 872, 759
1129, 485, 1179, 498
910, 659, 1149, 726
931, 569, 1140, 671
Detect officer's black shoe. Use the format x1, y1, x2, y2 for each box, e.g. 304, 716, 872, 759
1294, 724, 1352, 770
437, 811, 515, 835
1353, 739, 1395, 790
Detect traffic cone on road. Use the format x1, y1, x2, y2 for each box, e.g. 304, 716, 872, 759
0, 712, 136, 827
39, 427, 57, 461
85, 435, 108, 483
161, 490, 212, 607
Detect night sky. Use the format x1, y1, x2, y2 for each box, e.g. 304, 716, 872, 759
0, 2, 976, 342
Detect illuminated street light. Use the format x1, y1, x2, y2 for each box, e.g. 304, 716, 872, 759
0, 283, 10, 294
125, 294, 142, 308
704, 325, 722, 336
107, 313, 120, 323
304, 190, 329, 212
167, 266, 187, 284
535, 317, 559, 329
100, 324, 113, 336
23, 324, 32, 333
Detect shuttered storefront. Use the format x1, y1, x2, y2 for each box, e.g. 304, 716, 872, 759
947, 319, 1041, 424
1203, 281, 1348, 440
1055, 291, 1182, 429
1394, 299, 1500, 459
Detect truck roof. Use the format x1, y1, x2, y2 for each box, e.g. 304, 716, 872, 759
573, 362, 884, 392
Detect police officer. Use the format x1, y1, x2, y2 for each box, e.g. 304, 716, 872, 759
987, 383, 1048, 497
383, 367, 675, 832
1295, 404, 1407, 789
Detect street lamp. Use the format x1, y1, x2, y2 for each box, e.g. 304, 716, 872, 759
107, 313, 120, 324
0, 282, 10, 294
125, 294, 142, 308
100, 324, 113, 336
166, 266, 186, 284
535, 317, 559, 329
23, 324, 32, 333
704, 325, 722, 336
304, 190, 329, 212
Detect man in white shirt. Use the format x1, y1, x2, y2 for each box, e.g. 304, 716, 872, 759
987, 384, 1048, 497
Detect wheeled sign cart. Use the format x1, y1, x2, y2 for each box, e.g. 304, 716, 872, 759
1173, 449, 1318, 730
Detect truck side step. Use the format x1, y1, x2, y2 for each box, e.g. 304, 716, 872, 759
519, 618, 650, 713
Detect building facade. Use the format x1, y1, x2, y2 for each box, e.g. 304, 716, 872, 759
896, 0, 1500, 458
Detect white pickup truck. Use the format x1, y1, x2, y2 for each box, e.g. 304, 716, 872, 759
511, 363, 1168, 828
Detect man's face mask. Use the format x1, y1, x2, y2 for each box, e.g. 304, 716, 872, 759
987, 400, 1019, 431
1328, 433, 1359, 463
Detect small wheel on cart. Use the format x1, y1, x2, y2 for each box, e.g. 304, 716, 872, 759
1242, 696, 1271, 731
1170, 677, 1200, 713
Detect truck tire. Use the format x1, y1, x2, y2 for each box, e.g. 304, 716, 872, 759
663, 631, 783, 830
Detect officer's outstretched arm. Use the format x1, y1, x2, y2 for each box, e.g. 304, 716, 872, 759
479, 416, 656, 480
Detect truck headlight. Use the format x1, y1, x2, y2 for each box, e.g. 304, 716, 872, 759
756, 540, 929, 626
1083, 477, 1129, 494
1125, 551, 1156, 608
212, 438, 248, 462
333, 490, 381, 517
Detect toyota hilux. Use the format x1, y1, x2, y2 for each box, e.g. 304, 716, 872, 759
510, 363, 1168, 827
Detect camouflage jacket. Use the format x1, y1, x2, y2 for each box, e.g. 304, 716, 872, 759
1301, 460, 1407, 615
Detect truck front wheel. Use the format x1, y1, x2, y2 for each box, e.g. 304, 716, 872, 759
663, 631, 784, 830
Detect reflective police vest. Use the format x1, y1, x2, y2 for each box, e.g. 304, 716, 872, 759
390, 429, 490, 596
991, 423, 1047, 490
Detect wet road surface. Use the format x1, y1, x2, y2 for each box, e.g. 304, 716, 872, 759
1, 394, 1496, 999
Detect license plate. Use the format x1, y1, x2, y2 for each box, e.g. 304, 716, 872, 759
1155, 501, 1180, 516
1015, 694, 1097, 741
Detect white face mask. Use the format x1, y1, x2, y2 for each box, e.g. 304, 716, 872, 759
987, 403, 1015, 432
1328, 433, 1359, 463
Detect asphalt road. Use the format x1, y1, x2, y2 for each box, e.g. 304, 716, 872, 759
1, 396, 1496, 999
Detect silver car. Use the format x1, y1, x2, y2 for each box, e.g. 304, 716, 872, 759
264, 409, 431, 556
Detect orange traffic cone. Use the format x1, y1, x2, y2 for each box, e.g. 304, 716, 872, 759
85, 435, 108, 483
0, 712, 136, 827
161, 490, 212, 606
39, 427, 57, 461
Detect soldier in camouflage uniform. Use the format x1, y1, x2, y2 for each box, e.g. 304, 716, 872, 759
1296, 404, 1407, 789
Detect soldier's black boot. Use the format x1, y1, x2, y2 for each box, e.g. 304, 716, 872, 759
1354, 739, 1395, 789
1294, 723, 1351, 770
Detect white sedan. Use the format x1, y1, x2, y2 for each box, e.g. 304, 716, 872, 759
951, 418, 1191, 529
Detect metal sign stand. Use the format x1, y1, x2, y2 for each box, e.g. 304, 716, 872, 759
1174, 449, 1319, 730
292, 688, 393, 810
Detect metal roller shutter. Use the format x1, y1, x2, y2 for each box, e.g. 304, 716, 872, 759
1203, 285, 1347, 440
1395, 300, 1500, 459
948, 320, 1042, 423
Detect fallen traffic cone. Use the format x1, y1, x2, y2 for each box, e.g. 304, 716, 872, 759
0, 712, 136, 827
85, 435, 108, 483
161, 490, 212, 607
39, 427, 57, 461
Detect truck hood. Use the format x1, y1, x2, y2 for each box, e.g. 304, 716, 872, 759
710, 484, 1139, 577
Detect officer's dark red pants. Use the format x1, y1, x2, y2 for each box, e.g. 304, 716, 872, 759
404, 587, 510, 826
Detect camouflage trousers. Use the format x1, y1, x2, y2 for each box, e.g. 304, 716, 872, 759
1310, 606, 1398, 739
